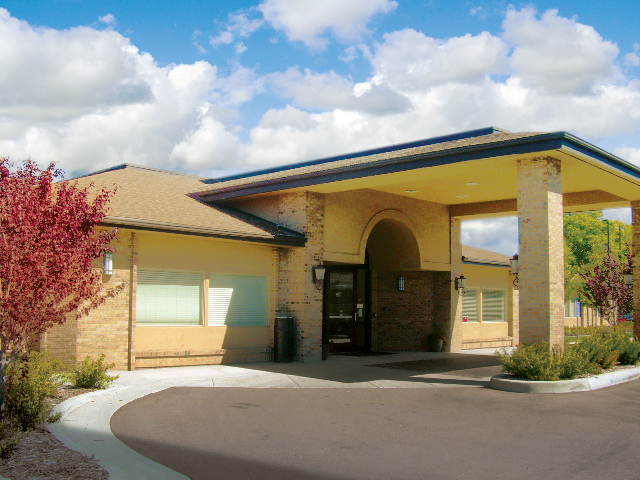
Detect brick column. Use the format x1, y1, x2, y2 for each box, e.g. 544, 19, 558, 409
632, 202, 640, 338
276, 192, 325, 362
448, 217, 463, 352
517, 157, 565, 347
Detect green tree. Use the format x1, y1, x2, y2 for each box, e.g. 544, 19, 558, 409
564, 211, 630, 300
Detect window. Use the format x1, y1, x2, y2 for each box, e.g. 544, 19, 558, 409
462, 288, 479, 322
462, 288, 507, 323
208, 274, 269, 326
482, 289, 506, 322
137, 270, 202, 325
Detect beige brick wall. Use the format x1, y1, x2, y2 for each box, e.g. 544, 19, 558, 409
75, 231, 136, 370
40, 230, 136, 370
449, 217, 463, 351
267, 192, 324, 362
517, 157, 565, 347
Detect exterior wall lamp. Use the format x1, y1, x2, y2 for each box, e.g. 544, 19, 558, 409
454, 275, 466, 295
624, 268, 633, 286
312, 265, 326, 284
104, 252, 113, 275
397, 276, 406, 291
510, 254, 519, 288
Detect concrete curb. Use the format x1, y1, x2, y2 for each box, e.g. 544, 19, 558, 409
489, 365, 640, 393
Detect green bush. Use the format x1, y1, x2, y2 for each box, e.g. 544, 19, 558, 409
576, 329, 630, 369
72, 355, 118, 389
0, 417, 22, 459
3, 351, 63, 430
496, 343, 599, 381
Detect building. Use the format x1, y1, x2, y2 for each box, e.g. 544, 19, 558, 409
39, 127, 640, 369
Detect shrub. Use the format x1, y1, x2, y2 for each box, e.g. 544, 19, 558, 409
0, 417, 22, 459
497, 343, 599, 381
3, 351, 63, 430
576, 329, 627, 369
72, 355, 118, 389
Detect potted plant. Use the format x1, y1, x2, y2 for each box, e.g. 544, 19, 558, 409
427, 327, 446, 352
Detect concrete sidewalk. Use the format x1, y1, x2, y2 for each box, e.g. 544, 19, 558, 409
49, 350, 501, 480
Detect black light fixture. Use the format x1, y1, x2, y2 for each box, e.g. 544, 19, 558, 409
454, 275, 466, 295
397, 276, 406, 291
510, 254, 519, 288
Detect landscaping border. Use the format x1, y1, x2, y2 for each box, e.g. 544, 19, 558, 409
489, 365, 640, 393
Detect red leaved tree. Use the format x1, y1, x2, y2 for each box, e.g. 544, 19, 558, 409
0, 158, 125, 407
578, 246, 632, 326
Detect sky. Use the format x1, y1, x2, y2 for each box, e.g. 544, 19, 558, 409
1, 0, 640, 255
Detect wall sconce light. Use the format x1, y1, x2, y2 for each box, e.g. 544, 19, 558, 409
312, 265, 326, 284
397, 276, 406, 291
104, 252, 113, 275
510, 254, 519, 288
454, 275, 466, 295
624, 268, 633, 286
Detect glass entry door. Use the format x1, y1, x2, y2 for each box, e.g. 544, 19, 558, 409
323, 268, 369, 353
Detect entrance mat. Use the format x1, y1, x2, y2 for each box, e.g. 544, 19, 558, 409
370, 354, 503, 379
336, 351, 394, 357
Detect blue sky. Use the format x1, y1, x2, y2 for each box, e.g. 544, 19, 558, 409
1, 0, 640, 253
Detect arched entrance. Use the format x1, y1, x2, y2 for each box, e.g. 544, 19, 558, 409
323, 216, 424, 356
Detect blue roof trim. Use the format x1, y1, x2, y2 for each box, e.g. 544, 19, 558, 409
202, 133, 564, 201
203, 127, 505, 184
200, 131, 640, 202
560, 134, 640, 180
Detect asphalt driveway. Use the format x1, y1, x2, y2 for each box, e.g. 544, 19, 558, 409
111, 365, 640, 480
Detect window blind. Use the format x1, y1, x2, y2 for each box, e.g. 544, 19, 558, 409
462, 288, 478, 322
137, 270, 202, 325
482, 289, 505, 322
209, 274, 269, 326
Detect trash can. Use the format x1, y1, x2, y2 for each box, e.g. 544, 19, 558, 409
274, 315, 295, 362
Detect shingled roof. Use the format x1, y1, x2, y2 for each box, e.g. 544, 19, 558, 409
462, 245, 512, 267
70, 165, 305, 246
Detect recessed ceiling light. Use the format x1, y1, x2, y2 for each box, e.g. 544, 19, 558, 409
456, 194, 470, 198
404, 189, 418, 193
465, 182, 480, 186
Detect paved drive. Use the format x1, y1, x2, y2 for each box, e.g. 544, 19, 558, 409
111, 361, 640, 480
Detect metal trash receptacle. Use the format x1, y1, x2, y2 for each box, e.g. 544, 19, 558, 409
274, 315, 295, 362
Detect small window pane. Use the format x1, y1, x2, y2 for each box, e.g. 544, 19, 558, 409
209, 275, 269, 326
482, 289, 505, 322
137, 270, 202, 325
462, 289, 478, 322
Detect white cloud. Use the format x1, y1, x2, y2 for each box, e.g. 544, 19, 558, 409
503, 8, 620, 94
0, 9, 244, 175
99, 13, 117, 26
268, 68, 411, 114
625, 44, 640, 67
602, 208, 632, 224
614, 146, 640, 166
461, 218, 519, 255
235, 42, 247, 55
210, 12, 263, 47
370, 29, 509, 91
339, 45, 359, 63
259, 0, 397, 48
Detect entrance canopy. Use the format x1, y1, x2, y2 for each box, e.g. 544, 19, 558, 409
196, 127, 640, 353
197, 127, 640, 216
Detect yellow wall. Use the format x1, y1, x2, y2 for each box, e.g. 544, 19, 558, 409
134, 231, 276, 360
323, 190, 450, 270
461, 263, 514, 347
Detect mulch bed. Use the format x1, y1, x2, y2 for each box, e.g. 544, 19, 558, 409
0, 385, 109, 480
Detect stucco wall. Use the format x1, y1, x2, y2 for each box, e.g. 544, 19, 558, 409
460, 263, 515, 349
323, 190, 450, 270
134, 230, 276, 367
